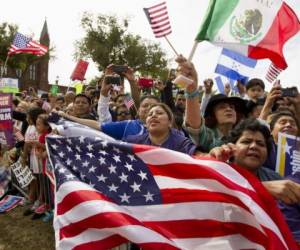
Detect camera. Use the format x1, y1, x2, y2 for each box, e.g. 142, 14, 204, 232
138, 77, 154, 88
281, 87, 298, 97
112, 65, 128, 75
105, 75, 121, 85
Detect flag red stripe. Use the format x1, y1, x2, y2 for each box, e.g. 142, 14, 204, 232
57, 190, 112, 215
154, 28, 172, 37
151, 20, 170, 30
149, 11, 168, 22
147, 1, 166, 11
160, 188, 251, 212
148, 6, 167, 15
73, 234, 128, 250
248, 2, 300, 69
59, 212, 144, 239
146, 220, 268, 246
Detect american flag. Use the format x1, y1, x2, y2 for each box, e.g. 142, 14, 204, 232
46, 133, 297, 250
265, 63, 283, 83
123, 95, 134, 110
143, 2, 172, 38
8, 32, 48, 56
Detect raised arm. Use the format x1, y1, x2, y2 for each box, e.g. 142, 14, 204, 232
58, 111, 101, 131
176, 56, 201, 129
124, 67, 141, 109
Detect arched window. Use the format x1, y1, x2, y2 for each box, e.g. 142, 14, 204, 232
29, 65, 36, 80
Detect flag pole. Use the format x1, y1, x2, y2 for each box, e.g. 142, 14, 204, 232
188, 41, 199, 62
164, 36, 179, 56
66, 79, 72, 93
0, 56, 9, 80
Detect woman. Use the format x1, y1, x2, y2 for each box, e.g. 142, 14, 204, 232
126, 103, 196, 155
209, 118, 300, 242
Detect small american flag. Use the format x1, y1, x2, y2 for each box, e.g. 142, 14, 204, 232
8, 32, 48, 56
265, 63, 283, 83
13, 128, 24, 142
123, 95, 134, 110
46, 133, 297, 250
143, 2, 172, 38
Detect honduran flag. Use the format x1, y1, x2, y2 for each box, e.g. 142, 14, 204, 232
215, 48, 257, 84
195, 0, 300, 69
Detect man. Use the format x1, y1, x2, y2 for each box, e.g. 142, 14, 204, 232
73, 94, 96, 120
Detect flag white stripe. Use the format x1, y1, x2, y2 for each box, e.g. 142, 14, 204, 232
56, 181, 95, 203
155, 176, 286, 247
55, 199, 264, 235
136, 148, 255, 191
217, 54, 256, 76
172, 235, 265, 250
153, 28, 172, 36
58, 225, 178, 250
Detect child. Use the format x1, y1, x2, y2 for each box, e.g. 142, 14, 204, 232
22, 107, 46, 217
32, 114, 52, 218
245, 78, 265, 102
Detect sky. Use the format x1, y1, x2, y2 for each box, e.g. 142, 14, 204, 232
1, 0, 300, 91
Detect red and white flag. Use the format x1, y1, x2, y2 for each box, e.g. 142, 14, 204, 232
8, 32, 48, 56
70, 60, 89, 81
265, 63, 283, 83
143, 2, 172, 38
46, 132, 298, 250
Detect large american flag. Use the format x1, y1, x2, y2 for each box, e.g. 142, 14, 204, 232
46, 134, 297, 250
8, 32, 48, 56
143, 2, 172, 38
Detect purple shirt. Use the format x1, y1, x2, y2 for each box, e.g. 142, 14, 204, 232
125, 128, 197, 156
278, 173, 300, 242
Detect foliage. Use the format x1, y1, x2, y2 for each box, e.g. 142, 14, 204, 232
75, 13, 169, 79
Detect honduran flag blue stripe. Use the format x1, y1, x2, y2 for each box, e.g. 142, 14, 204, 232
222, 48, 257, 68
215, 64, 249, 82
215, 76, 225, 94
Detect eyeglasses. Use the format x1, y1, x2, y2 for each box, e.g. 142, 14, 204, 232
117, 111, 130, 116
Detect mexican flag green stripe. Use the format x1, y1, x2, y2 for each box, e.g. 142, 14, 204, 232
196, 0, 239, 41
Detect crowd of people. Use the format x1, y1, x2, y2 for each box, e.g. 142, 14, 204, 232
0, 56, 300, 246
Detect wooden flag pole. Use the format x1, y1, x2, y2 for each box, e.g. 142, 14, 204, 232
188, 41, 199, 62
0, 56, 9, 80
164, 36, 179, 56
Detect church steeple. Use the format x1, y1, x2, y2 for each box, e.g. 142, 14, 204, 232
40, 19, 50, 47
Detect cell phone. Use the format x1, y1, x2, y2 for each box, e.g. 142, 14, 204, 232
281, 87, 298, 97
138, 78, 154, 88
112, 65, 128, 75
105, 75, 121, 85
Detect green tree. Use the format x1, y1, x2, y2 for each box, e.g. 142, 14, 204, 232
0, 22, 52, 79
75, 13, 169, 79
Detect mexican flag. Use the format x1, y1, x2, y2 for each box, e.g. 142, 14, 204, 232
196, 0, 300, 69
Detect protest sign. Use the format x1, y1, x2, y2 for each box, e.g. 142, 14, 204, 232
0, 78, 19, 93
0, 93, 14, 146
0, 195, 24, 213
276, 133, 300, 176
11, 160, 34, 188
